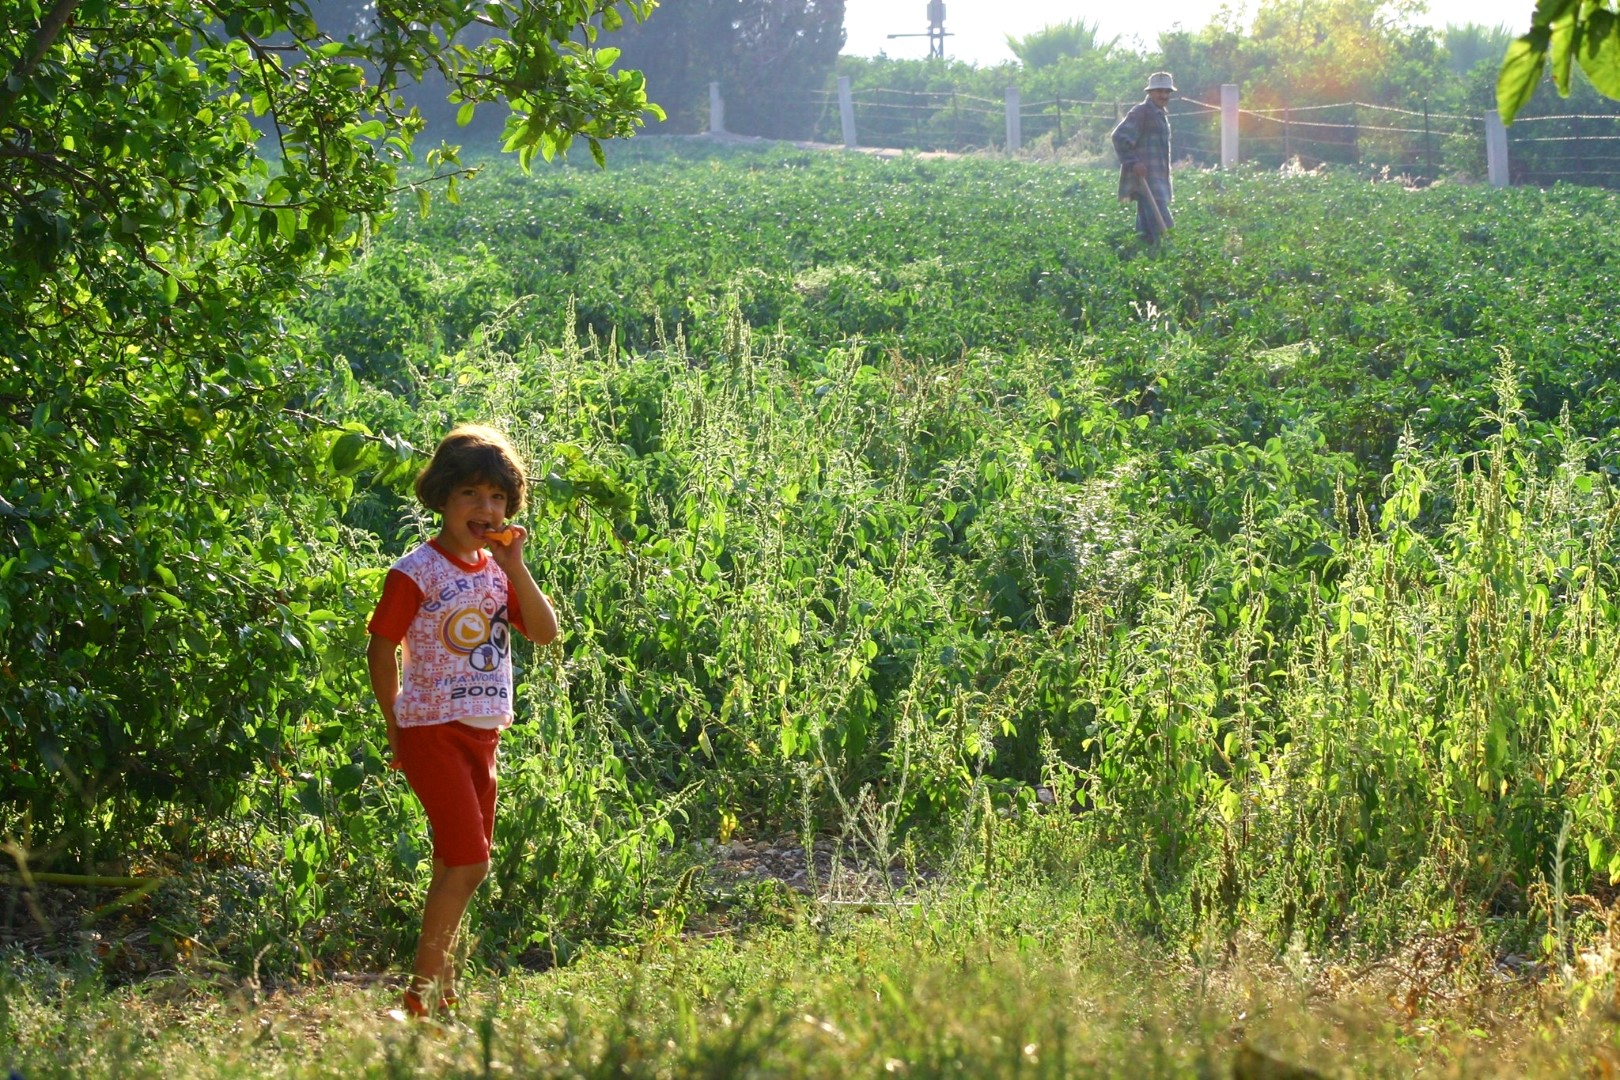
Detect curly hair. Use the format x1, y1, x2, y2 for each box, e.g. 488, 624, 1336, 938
414, 424, 528, 516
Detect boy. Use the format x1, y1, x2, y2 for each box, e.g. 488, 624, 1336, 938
367, 424, 559, 1018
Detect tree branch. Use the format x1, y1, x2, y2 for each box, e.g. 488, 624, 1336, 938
0, 0, 83, 125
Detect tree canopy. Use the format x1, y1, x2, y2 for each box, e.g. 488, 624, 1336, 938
1155, 0, 1445, 107
609, 0, 845, 137
0, 0, 657, 851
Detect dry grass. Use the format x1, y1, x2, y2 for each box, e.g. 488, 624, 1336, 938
10, 896, 1620, 1079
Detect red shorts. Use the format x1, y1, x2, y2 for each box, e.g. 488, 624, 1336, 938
395, 721, 500, 867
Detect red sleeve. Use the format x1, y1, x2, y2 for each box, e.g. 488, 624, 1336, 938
506, 578, 528, 639
367, 569, 423, 642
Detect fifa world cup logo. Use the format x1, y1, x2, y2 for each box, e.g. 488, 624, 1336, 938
441, 597, 511, 673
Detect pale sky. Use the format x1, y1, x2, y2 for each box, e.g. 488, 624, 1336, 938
844, 1, 1533, 65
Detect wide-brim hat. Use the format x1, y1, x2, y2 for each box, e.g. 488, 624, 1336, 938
1145, 72, 1177, 92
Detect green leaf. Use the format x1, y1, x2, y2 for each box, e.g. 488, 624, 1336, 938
297, 778, 324, 817
332, 763, 366, 794
1498, 30, 1550, 122
1578, 8, 1620, 98
1530, 0, 1580, 31
330, 431, 371, 475
1549, 6, 1577, 95
457, 100, 476, 126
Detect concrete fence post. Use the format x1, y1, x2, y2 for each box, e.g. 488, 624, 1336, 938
1005, 86, 1021, 154
709, 82, 724, 134
1221, 84, 1239, 168
1485, 111, 1510, 187
839, 76, 857, 148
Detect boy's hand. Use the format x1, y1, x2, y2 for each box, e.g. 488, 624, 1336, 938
485, 523, 527, 571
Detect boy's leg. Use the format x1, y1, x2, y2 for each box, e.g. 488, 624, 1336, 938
396, 722, 501, 1014
410, 857, 490, 1008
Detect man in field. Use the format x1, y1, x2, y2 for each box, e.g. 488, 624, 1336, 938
1112, 72, 1176, 244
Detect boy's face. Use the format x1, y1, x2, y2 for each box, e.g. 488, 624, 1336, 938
439, 480, 510, 557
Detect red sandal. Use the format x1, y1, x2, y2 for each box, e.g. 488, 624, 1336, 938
401, 987, 459, 1018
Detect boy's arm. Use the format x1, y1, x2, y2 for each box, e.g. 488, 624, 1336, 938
367, 634, 403, 759
506, 559, 560, 646
488, 527, 560, 646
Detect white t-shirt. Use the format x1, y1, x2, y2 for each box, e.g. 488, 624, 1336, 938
369, 540, 522, 729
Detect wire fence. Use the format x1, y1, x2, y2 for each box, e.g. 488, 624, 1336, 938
1228, 101, 1481, 180
714, 83, 1620, 189
1505, 112, 1620, 184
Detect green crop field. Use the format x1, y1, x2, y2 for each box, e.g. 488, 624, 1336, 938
9, 139, 1620, 1076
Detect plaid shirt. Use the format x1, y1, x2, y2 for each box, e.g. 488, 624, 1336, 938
1111, 98, 1173, 202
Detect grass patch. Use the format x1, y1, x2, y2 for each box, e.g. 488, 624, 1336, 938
8, 882, 1620, 1078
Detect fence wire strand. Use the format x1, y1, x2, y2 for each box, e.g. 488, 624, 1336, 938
722, 84, 1620, 185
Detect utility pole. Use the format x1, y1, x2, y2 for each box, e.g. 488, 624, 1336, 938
887, 1, 950, 59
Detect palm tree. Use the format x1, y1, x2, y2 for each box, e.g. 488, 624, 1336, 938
1006, 18, 1119, 70
1442, 22, 1515, 78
